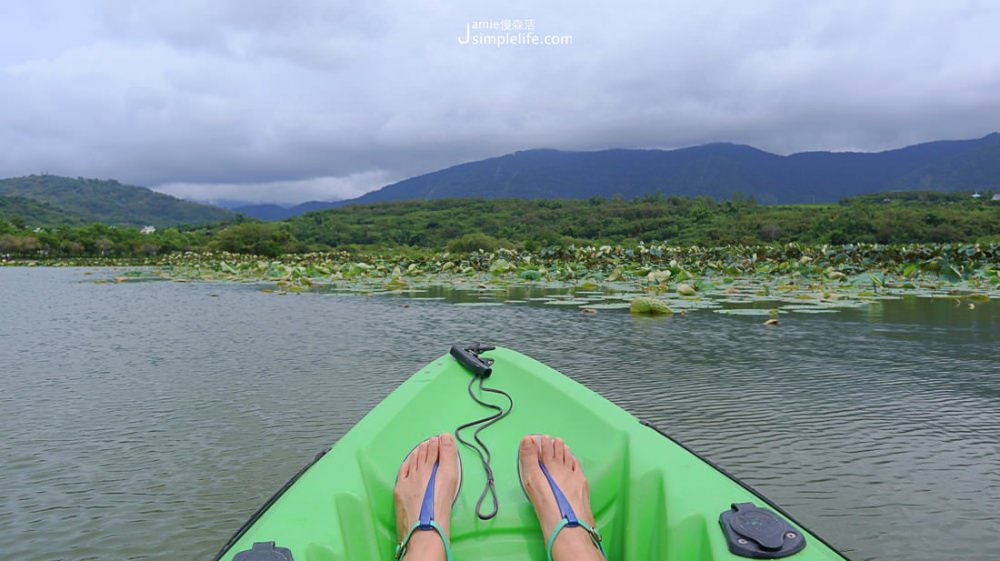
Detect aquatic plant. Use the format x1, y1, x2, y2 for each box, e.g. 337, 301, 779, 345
629, 297, 674, 315
65, 242, 998, 318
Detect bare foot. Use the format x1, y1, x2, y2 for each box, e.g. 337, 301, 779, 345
519, 435, 605, 561
394, 433, 460, 561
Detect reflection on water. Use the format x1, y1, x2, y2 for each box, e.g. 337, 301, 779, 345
0, 268, 997, 561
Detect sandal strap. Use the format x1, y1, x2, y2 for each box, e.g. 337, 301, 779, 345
394, 520, 453, 561
539, 461, 579, 524
418, 461, 440, 526
546, 517, 606, 561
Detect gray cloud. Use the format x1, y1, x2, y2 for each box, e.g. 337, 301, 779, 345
158, 171, 399, 205
1, 0, 999, 203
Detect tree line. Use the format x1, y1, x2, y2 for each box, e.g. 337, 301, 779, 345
1, 192, 997, 259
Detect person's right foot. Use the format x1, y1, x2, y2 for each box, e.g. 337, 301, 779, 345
519, 435, 605, 561
394, 433, 460, 561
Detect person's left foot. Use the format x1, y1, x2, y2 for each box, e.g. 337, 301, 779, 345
519, 435, 604, 561
394, 433, 460, 561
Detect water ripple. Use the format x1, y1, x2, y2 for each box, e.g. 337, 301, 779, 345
0, 268, 997, 561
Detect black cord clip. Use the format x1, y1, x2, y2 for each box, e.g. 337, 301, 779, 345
450, 343, 495, 377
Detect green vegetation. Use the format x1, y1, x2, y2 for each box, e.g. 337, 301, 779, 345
5, 191, 995, 316
0, 175, 235, 226
1, 165, 995, 320
210, 222, 296, 257
139, 243, 996, 290
0, 192, 996, 260
0, 195, 86, 226
0, 222, 209, 258
287, 193, 998, 250
629, 296, 674, 315
78, 242, 999, 319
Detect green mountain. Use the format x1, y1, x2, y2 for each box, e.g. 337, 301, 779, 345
0, 175, 235, 226
0, 195, 86, 226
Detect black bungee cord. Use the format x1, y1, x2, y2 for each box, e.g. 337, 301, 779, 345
450, 344, 514, 520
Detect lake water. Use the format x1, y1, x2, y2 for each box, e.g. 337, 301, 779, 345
1, 267, 997, 561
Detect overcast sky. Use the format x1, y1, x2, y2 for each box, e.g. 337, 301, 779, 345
2, 1, 999, 204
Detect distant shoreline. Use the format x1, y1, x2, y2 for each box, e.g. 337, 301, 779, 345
2, 193, 998, 260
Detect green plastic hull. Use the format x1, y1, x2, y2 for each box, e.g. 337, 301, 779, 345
216, 347, 848, 560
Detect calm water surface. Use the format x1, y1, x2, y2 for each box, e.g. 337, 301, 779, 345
1, 268, 997, 561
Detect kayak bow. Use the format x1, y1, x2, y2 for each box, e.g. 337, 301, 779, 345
216, 345, 848, 561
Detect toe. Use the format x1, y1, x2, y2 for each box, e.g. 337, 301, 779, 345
439, 432, 457, 460
416, 439, 430, 466
426, 436, 440, 468
540, 435, 556, 465
564, 443, 577, 469
555, 437, 567, 465
519, 436, 541, 488
519, 435, 539, 463
437, 433, 459, 504
397, 454, 410, 481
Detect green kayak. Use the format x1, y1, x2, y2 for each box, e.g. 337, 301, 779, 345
215, 345, 849, 561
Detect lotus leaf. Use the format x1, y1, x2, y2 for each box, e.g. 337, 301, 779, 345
629, 297, 673, 315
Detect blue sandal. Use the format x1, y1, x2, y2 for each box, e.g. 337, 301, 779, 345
519, 437, 607, 561
395, 441, 461, 561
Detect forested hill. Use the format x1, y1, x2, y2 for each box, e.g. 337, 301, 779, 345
337, 133, 1000, 206
0, 175, 236, 226
0, 195, 87, 226
285, 192, 998, 250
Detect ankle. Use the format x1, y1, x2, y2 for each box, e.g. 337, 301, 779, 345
551, 526, 603, 561
400, 531, 445, 561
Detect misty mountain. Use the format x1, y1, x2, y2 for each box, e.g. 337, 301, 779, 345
332, 133, 1000, 208
233, 200, 342, 220
0, 175, 236, 226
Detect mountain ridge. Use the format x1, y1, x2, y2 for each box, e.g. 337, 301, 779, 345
327, 132, 1000, 209
5, 133, 999, 224
231, 133, 999, 219
0, 175, 236, 226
